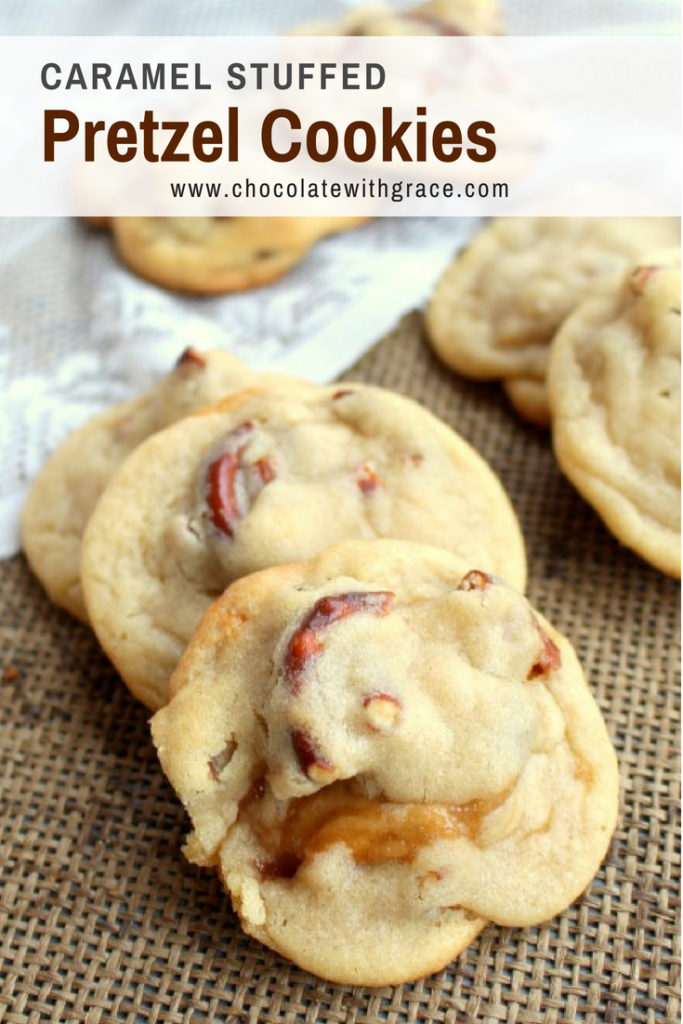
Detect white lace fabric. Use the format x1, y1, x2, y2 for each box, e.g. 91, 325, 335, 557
0, 215, 477, 557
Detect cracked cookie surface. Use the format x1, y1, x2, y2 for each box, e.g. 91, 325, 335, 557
548, 251, 681, 577
81, 384, 526, 709
425, 217, 680, 426
21, 348, 260, 622
151, 539, 618, 985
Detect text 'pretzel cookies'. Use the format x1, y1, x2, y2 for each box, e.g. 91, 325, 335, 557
425, 217, 680, 427
92, 2, 497, 295
81, 383, 526, 710
151, 540, 619, 986
548, 251, 681, 577
21, 348, 261, 622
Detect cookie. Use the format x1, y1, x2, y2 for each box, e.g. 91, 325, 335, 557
548, 251, 681, 577
22, 348, 268, 622
425, 217, 680, 427
81, 383, 527, 709
109, 217, 366, 295
151, 539, 619, 985
502, 375, 551, 428
294, 0, 502, 36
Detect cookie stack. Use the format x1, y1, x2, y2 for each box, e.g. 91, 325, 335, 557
22, 340, 619, 985
426, 217, 681, 578
152, 542, 618, 985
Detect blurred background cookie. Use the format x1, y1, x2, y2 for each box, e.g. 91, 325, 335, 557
548, 250, 681, 578
109, 217, 367, 295
293, 0, 502, 36
425, 217, 680, 427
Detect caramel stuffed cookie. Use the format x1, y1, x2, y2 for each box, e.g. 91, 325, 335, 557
81, 384, 526, 709
152, 540, 619, 986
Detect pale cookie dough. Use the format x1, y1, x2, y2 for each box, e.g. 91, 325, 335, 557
548, 251, 681, 578
109, 217, 366, 295
294, 0, 501, 36
151, 539, 619, 986
81, 383, 526, 710
22, 348, 272, 622
425, 217, 680, 427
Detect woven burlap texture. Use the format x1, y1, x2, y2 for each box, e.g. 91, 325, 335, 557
1, 315, 680, 1024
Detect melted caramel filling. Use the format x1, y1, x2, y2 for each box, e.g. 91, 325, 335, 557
241, 779, 508, 880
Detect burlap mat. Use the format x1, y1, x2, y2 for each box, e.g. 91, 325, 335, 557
1, 315, 680, 1023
